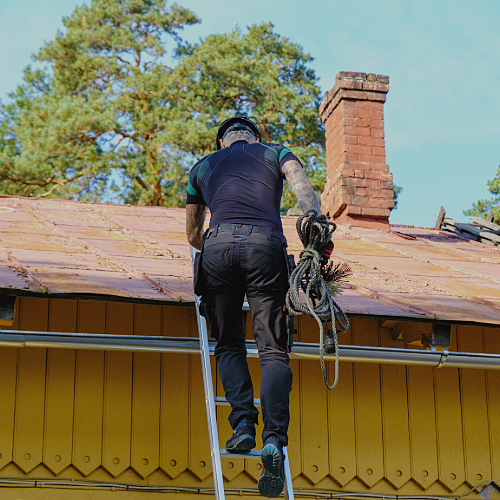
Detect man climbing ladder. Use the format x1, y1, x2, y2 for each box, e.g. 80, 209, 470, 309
185, 117, 332, 497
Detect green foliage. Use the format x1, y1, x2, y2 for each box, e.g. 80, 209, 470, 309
0, 0, 200, 204
464, 165, 500, 223
393, 185, 402, 209
171, 23, 325, 209
0, 1, 325, 208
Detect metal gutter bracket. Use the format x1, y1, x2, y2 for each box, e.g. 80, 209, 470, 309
437, 349, 449, 368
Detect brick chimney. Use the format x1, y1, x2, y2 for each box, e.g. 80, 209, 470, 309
319, 72, 394, 230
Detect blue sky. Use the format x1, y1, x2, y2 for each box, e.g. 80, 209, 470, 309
1, 0, 499, 227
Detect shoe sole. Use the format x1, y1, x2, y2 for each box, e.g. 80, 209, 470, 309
226, 435, 256, 453
258, 443, 284, 498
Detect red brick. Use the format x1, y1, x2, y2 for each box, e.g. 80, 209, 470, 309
352, 108, 372, 119
344, 161, 371, 170
362, 81, 389, 92
359, 154, 386, 163
365, 91, 386, 102
370, 101, 384, 111
344, 126, 371, 137
367, 196, 393, 208
380, 181, 394, 190
372, 110, 384, 120
343, 117, 358, 127
346, 205, 363, 215
358, 118, 384, 129
361, 207, 391, 217
342, 177, 368, 188
337, 79, 364, 91
345, 144, 372, 156
340, 167, 356, 178
344, 135, 358, 145
354, 169, 365, 178
340, 98, 356, 109
342, 106, 357, 118
355, 187, 367, 196
365, 171, 392, 181
369, 163, 390, 171
345, 153, 359, 161
367, 180, 381, 189
327, 138, 341, 153
355, 100, 383, 111
341, 89, 368, 100
372, 189, 394, 199
338, 194, 353, 205
354, 101, 372, 110
330, 108, 343, 125
351, 196, 369, 206
371, 128, 385, 139
344, 187, 356, 195
357, 136, 385, 148
371, 147, 386, 157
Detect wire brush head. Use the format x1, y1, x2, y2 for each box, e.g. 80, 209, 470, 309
323, 261, 352, 284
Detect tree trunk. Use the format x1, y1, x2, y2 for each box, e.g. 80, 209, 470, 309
151, 181, 162, 206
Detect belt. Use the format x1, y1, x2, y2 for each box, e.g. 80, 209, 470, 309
204, 224, 286, 243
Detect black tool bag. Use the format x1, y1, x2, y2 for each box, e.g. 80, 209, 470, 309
193, 251, 205, 297
283, 248, 297, 352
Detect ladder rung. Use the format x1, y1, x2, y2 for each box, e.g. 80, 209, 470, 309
219, 449, 261, 459
214, 396, 261, 407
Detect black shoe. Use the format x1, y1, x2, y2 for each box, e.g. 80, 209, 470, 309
226, 418, 256, 453
258, 437, 284, 498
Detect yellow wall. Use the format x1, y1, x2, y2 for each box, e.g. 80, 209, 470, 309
0, 296, 499, 499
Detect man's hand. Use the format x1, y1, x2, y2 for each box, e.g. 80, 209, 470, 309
282, 160, 321, 213
186, 204, 207, 250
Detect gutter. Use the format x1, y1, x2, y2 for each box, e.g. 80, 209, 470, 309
0, 330, 499, 370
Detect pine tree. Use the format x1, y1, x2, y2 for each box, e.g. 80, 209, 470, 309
0, 0, 199, 205
171, 23, 325, 209
464, 165, 500, 223
0, 3, 325, 208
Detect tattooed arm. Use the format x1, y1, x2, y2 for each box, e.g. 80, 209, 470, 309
186, 204, 208, 250
282, 160, 321, 213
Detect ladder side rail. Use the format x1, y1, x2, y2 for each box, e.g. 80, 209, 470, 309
195, 294, 226, 500
283, 447, 294, 500
191, 245, 225, 500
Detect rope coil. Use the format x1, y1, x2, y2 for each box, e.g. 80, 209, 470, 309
286, 210, 350, 389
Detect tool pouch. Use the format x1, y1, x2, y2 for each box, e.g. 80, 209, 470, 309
193, 251, 206, 297
283, 247, 297, 352
286, 253, 296, 277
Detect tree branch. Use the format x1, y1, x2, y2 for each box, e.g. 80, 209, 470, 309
39, 169, 90, 197
135, 175, 149, 190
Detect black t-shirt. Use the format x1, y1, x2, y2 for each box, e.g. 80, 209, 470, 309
186, 140, 301, 232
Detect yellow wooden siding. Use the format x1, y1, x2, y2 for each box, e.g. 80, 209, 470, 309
327, 325, 356, 487
102, 301, 133, 477
13, 297, 48, 474
160, 305, 192, 479
0, 296, 498, 499
484, 329, 500, 480
458, 326, 492, 486
434, 327, 465, 491
379, 327, 411, 489
44, 299, 77, 475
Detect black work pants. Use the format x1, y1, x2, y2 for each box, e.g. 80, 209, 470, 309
201, 226, 293, 446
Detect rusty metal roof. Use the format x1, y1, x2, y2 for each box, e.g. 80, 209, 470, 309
1, 196, 500, 326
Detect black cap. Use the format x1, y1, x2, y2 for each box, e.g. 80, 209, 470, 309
216, 116, 261, 150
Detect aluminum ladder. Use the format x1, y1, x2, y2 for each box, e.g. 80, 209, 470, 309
191, 247, 294, 500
